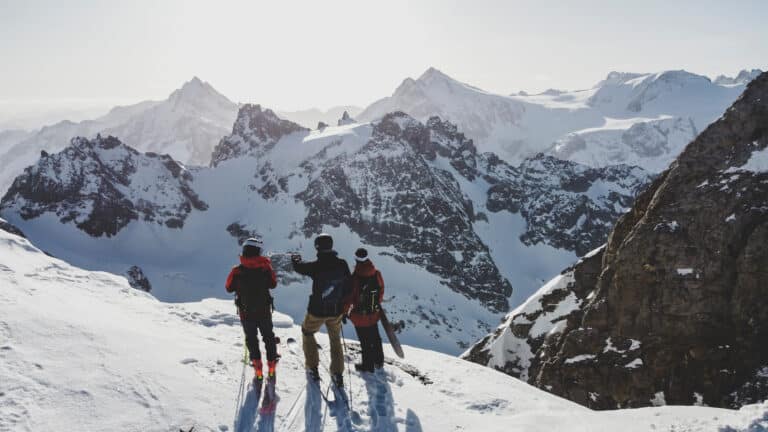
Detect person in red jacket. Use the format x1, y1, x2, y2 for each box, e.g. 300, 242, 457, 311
344, 248, 385, 372
225, 238, 278, 380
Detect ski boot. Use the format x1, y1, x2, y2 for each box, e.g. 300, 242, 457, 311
307, 367, 320, 382
267, 360, 277, 379
354, 363, 374, 373
332, 373, 344, 388
252, 359, 264, 381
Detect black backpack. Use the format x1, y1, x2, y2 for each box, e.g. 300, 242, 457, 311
313, 267, 348, 316
234, 266, 273, 317
356, 274, 381, 315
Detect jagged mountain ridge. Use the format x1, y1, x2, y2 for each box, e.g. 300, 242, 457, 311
359, 67, 760, 172
2, 135, 207, 237
465, 72, 768, 409
1, 106, 650, 352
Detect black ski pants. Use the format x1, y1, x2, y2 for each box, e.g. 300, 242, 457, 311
355, 324, 384, 368
241, 317, 278, 362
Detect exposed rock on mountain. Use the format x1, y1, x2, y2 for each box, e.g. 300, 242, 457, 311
0, 217, 25, 238
466, 72, 768, 409
463, 246, 605, 380
298, 112, 512, 312
483, 155, 649, 256
277, 105, 362, 129
1, 135, 207, 237
125, 265, 152, 292
337, 110, 355, 126
209, 104, 308, 167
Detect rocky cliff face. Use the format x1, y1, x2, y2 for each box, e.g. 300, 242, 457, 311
463, 246, 605, 380
298, 112, 513, 312
209, 104, 308, 167
0, 135, 207, 237
467, 72, 768, 409
483, 154, 649, 256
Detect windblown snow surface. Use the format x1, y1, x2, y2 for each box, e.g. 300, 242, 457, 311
2, 228, 767, 431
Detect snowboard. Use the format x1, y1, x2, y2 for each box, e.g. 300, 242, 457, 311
380, 308, 404, 358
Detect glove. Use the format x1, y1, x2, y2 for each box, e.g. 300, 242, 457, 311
291, 254, 302, 264
342, 315, 348, 324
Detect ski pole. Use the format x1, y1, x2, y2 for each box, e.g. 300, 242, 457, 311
340, 323, 353, 410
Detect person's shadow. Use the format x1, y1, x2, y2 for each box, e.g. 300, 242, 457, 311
304, 372, 323, 432
362, 370, 422, 432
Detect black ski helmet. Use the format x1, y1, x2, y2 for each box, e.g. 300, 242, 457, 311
242, 237, 263, 257
355, 248, 369, 262
314, 233, 333, 251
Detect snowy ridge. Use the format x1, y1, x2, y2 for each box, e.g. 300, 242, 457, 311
359, 67, 759, 172
1, 227, 767, 431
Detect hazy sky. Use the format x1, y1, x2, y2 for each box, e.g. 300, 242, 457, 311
1, 0, 766, 111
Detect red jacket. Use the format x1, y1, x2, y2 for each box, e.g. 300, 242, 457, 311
226, 255, 277, 291
344, 260, 385, 327
224, 256, 277, 319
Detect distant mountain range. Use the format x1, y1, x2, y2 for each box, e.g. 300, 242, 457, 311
0, 77, 237, 194
359, 67, 762, 171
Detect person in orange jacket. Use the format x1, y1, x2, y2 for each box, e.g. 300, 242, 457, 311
344, 248, 385, 372
225, 238, 278, 380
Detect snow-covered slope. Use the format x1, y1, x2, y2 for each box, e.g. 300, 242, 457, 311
1, 106, 650, 354
2, 227, 767, 431
358, 67, 759, 172
0, 77, 237, 195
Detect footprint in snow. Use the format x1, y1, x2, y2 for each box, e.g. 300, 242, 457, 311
180, 358, 198, 365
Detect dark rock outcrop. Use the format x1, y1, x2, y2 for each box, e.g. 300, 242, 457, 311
463, 247, 605, 379
210, 104, 308, 167
298, 112, 513, 313
125, 265, 152, 292
337, 110, 355, 126
0, 218, 25, 238
0, 135, 207, 237
483, 154, 650, 256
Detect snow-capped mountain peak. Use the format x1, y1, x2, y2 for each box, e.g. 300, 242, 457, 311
168, 76, 228, 106
209, 104, 308, 166
360, 67, 757, 171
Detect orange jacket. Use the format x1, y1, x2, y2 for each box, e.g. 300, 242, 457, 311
344, 260, 384, 327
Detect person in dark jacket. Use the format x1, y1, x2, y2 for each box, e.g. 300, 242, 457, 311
344, 248, 385, 372
226, 237, 278, 381
291, 233, 351, 387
